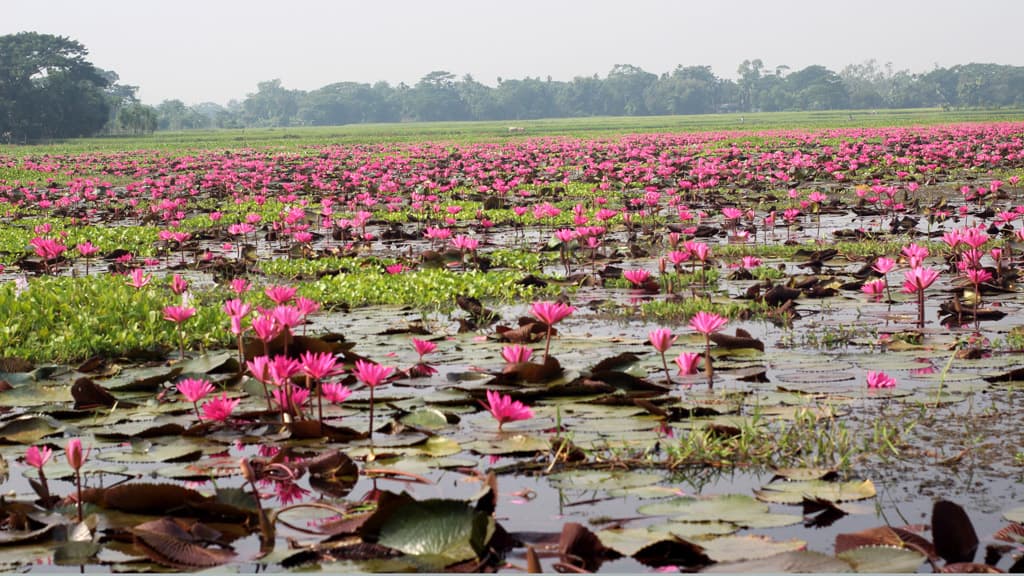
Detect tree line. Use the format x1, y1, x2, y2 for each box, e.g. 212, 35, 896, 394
3, 32, 1024, 141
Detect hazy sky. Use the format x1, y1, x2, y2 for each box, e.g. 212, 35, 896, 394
6, 0, 1023, 105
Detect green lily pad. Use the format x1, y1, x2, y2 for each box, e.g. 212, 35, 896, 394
373, 499, 493, 565
548, 470, 663, 491
648, 521, 738, 539
0, 383, 73, 407
836, 545, 925, 573
703, 549, 854, 573
97, 443, 205, 464
400, 408, 451, 430
596, 528, 676, 557
755, 479, 877, 504
465, 434, 549, 455
0, 415, 64, 443
638, 494, 801, 528
699, 534, 807, 563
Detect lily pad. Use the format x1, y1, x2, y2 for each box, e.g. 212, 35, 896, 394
702, 549, 854, 573
465, 434, 549, 455
755, 479, 877, 505
364, 496, 493, 566
638, 494, 801, 528
0, 415, 64, 444
549, 470, 663, 491
648, 522, 738, 539
699, 534, 807, 563
1002, 505, 1024, 524
836, 545, 925, 573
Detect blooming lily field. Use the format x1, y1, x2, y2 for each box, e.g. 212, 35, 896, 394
2, 120, 1024, 572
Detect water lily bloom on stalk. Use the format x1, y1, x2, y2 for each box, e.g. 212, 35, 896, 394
265, 285, 297, 305
648, 328, 676, 353
901, 243, 929, 268
201, 393, 240, 422
177, 377, 214, 422
163, 305, 196, 324
675, 352, 701, 376
861, 278, 887, 297
530, 301, 575, 362
354, 360, 394, 440
26, 445, 52, 469
649, 328, 676, 386
385, 263, 406, 275
872, 257, 896, 275
623, 269, 652, 287
901, 267, 940, 294
170, 274, 189, 295
866, 371, 896, 389
127, 268, 151, 289
230, 278, 250, 294
65, 438, 89, 521
411, 338, 437, 362
177, 378, 214, 403
322, 383, 352, 404
689, 311, 728, 387
501, 345, 533, 364
483, 390, 534, 431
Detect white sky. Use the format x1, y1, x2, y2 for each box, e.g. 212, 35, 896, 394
5, 0, 1023, 105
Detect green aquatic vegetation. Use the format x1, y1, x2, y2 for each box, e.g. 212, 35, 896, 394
0, 275, 229, 362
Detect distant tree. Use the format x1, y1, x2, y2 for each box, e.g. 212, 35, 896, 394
241, 79, 302, 126
156, 99, 210, 130
786, 65, 849, 110
0, 32, 112, 140
602, 64, 657, 115
405, 71, 468, 121
116, 102, 157, 135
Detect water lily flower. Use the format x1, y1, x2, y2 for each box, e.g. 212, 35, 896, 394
126, 268, 151, 289
623, 269, 652, 287
170, 274, 189, 295
230, 278, 251, 294
866, 371, 896, 389
501, 345, 533, 364
411, 338, 437, 362
483, 390, 534, 431
675, 352, 701, 376
530, 301, 575, 361
177, 378, 214, 403
265, 284, 297, 305
689, 311, 728, 387
201, 393, 240, 422
648, 328, 676, 353
322, 382, 353, 404
354, 359, 394, 440
163, 305, 196, 324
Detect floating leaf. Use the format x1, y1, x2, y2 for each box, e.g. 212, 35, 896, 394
699, 534, 806, 563
836, 545, 925, 573
97, 444, 204, 464
400, 409, 451, 430
0, 415, 64, 444
1001, 505, 1024, 525
639, 494, 799, 528
702, 549, 853, 573
755, 479, 876, 504
933, 500, 978, 564
132, 517, 235, 569
549, 470, 662, 492
465, 434, 549, 455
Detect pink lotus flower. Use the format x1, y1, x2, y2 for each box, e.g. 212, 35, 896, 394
272, 384, 310, 414
483, 390, 534, 431
861, 278, 887, 296
300, 351, 341, 380
268, 355, 302, 386
901, 243, 929, 268
965, 268, 993, 285
177, 378, 214, 403
688, 311, 728, 335
295, 296, 320, 317
872, 257, 896, 275
385, 263, 406, 275
230, 278, 251, 294
866, 371, 896, 389
623, 269, 652, 287
530, 301, 575, 326
354, 360, 393, 387
411, 338, 437, 362
127, 268, 151, 289
265, 284, 297, 305
270, 305, 303, 332
163, 305, 196, 325
65, 438, 88, 471
322, 382, 353, 404
25, 445, 52, 469
247, 355, 273, 383
201, 393, 239, 422
901, 267, 940, 294
76, 242, 99, 258
501, 345, 533, 364
170, 274, 189, 295
648, 328, 676, 353
675, 352, 700, 375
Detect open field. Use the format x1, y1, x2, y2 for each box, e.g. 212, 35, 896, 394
1, 114, 1024, 572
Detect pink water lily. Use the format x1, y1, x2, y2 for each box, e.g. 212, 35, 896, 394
201, 393, 239, 422
483, 390, 534, 431
530, 301, 575, 362
689, 311, 728, 387
177, 377, 214, 422
411, 338, 437, 362
354, 359, 394, 440
623, 269, 652, 287
649, 328, 676, 386
501, 345, 533, 364
675, 352, 701, 376
866, 371, 896, 389
265, 284, 297, 305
